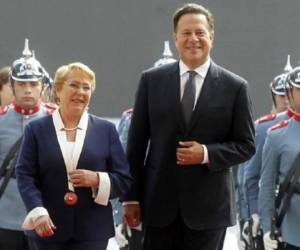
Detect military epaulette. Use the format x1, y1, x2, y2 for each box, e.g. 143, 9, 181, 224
269, 120, 289, 131
44, 102, 57, 115
0, 105, 9, 115
123, 108, 133, 118
256, 113, 277, 124
125, 108, 133, 114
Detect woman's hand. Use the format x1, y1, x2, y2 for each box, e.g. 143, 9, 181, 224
34, 215, 56, 237
69, 169, 99, 188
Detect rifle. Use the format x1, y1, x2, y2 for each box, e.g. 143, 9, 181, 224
271, 152, 300, 247
244, 182, 264, 250
0, 137, 22, 199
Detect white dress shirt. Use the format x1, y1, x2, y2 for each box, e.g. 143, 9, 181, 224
179, 58, 211, 164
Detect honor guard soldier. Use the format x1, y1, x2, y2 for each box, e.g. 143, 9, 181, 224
0, 66, 13, 107
112, 41, 176, 250
238, 56, 294, 249
0, 39, 55, 250
259, 66, 300, 250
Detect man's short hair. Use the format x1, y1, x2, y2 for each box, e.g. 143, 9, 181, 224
173, 3, 214, 32
0, 66, 10, 91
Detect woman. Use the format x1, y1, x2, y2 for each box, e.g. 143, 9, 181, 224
16, 62, 132, 250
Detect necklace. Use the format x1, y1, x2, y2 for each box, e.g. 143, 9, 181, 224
62, 127, 78, 131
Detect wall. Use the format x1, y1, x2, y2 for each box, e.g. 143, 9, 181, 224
1, 0, 299, 118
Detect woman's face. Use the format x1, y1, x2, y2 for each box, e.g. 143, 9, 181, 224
56, 71, 92, 117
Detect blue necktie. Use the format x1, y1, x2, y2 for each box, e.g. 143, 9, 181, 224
181, 70, 196, 125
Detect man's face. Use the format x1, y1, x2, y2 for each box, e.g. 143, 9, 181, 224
291, 87, 300, 114
173, 13, 214, 69
274, 94, 289, 113
13, 81, 43, 109
0, 82, 13, 106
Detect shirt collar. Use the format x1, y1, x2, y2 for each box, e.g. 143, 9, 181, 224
179, 57, 211, 78
52, 109, 88, 131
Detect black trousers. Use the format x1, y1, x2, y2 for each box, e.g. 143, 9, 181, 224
27, 237, 108, 250
0, 228, 29, 250
143, 214, 226, 250
279, 243, 300, 250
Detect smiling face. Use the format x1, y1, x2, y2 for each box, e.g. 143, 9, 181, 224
173, 13, 214, 69
56, 70, 92, 118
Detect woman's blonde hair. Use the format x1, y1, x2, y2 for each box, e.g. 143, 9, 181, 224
54, 62, 96, 93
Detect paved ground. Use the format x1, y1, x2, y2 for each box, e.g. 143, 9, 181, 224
106, 225, 240, 250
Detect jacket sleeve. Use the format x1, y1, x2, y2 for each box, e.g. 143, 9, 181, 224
16, 123, 44, 212
206, 81, 255, 171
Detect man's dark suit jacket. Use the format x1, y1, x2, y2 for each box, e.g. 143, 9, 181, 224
125, 61, 255, 230
16, 115, 132, 242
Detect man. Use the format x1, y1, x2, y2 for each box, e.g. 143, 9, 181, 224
0, 39, 55, 250
240, 60, 294, 249
123, 3, 255, 250
0, 66, 13, 107
114, 40, 177, 250
259, 66, 300, 250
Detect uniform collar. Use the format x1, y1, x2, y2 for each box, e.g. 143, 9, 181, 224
293, 112, 300, 123
13, 100, 41, 115
286, 107, 294, 118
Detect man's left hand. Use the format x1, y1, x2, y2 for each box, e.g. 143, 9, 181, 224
176, 141, 204, 165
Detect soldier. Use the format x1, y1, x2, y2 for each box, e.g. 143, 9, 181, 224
0, 39, 55, 250
259, 66, 300, 250
113, 41, 176, 250
239, 56, 294, 249
0, 66, 13, 107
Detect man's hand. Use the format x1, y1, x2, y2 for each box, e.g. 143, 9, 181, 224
34, 215, 56, 237
176, 141, 204, 165
263, 231, 280, 250
241, 221, 250, 245
115, 224, 129, 248
242, 213, 261, 243
69, 169, 99, 188
251, 213, 260, 237
123, 203, 141, 228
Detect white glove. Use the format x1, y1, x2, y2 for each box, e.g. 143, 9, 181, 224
251, 213, 260, 237
263, 231, 278, 250
242, 213, 261, 242
115, 224, 128, 248
237, 237, 246, 250
242, 221, 250, 244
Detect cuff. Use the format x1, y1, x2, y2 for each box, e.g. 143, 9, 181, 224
122, 201, 140, 206
94, 172, 111, 206
201, 144, 209, 164
22, 207, 49, 230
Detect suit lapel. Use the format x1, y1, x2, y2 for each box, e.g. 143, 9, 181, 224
188, 61, 220, 131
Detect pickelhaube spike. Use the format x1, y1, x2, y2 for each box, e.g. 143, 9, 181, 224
22, 38, 32, 58
283, 55, 292, 73
163, 41, 173, 58
10, 39, 45, 82
153, 40, 177, 67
